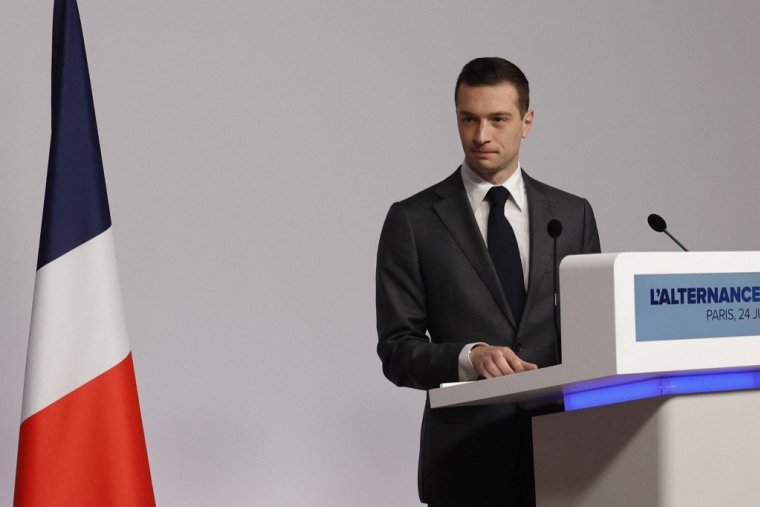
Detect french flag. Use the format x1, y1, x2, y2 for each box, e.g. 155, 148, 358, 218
14, 1, 156, 505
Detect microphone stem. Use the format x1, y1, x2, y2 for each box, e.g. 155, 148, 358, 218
664, 230, 689, 252
553, 236, 561, 364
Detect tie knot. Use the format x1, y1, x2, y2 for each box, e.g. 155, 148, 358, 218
487, 186, 510, 209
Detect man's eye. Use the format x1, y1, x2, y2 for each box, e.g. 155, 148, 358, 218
494, 117, 508, 123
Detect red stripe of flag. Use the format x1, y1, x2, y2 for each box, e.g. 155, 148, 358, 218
15, 354, 155, 506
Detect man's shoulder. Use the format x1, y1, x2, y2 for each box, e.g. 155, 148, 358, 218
523, 170, 590, 207
394, 167, 462, 211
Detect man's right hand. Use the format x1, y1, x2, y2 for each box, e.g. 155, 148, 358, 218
469, 345, 537, 379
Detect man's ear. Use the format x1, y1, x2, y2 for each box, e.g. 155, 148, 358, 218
522, 109, 534, 139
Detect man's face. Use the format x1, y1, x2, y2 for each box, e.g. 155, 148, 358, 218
456, 83, 533, 184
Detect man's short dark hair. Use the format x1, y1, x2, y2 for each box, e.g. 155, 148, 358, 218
455, 57, 530, 118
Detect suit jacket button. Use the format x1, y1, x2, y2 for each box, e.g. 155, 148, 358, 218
514, 343, 523, 353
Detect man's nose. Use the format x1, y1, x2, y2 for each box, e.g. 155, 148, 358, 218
473, 121, 490, 144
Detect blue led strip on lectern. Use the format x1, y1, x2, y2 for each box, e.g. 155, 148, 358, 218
564, 371, 760, 411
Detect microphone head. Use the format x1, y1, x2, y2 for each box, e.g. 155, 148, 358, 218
647, 214, 667, 233
547, 219, 563, 239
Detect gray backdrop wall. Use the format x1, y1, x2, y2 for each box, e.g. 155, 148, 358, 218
2, 1, 759, 505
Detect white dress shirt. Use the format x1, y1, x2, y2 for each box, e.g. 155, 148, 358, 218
457, 161, 530, 381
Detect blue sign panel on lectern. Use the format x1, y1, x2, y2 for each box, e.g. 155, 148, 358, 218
634, 272, 760, 341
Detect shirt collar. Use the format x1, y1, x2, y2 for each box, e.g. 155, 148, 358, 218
461, 160, 526, 213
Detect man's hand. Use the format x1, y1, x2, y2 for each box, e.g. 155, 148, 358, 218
469, 345, 537, 379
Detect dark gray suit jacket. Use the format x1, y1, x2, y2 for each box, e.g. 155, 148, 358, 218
376, 167, 601, 505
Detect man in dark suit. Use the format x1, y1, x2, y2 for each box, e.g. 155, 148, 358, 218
376, 58, 601, 506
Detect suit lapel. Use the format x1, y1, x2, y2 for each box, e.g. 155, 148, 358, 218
523, 171, 556, 315
433, 169, 516, 328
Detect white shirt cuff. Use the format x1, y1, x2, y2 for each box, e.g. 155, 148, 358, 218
458, 342, 488, 381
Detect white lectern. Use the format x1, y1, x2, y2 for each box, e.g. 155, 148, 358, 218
429, 252, 760, 506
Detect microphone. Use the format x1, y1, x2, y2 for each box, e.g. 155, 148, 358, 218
547, 219, 562, 239
647, 214, 689, 252
547, 219, 563, 364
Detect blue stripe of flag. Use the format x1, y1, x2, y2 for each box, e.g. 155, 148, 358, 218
38, 0, 111, 271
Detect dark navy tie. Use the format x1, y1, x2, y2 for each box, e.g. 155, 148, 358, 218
486, 186, 526, 324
